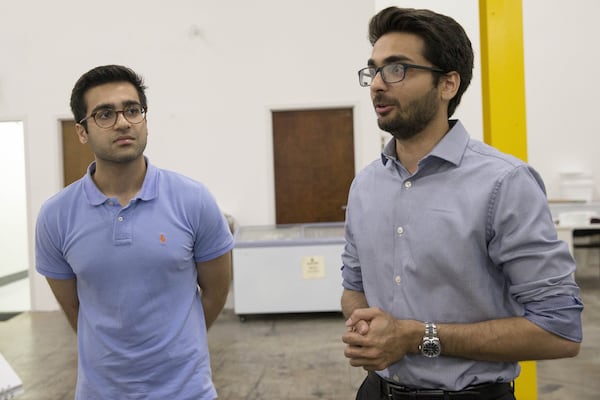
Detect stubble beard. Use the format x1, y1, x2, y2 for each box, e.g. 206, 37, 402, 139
111, 141, 147, 164
92, 135, 148, 165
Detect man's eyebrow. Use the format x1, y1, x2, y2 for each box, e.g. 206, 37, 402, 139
90, 100, 141, 114
367, 55, 413, 67
122, 100, 142, 107
90, 103, 115, 114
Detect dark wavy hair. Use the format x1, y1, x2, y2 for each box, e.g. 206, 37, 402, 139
70, 65, 147, 127
368, 7, 474, 117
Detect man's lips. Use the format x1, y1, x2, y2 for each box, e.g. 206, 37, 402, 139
375, 104, 395, 115
373, 95, 396, 115
114, 136, 135, 144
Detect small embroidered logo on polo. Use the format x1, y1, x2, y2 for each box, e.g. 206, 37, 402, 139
160, 233, 167, 244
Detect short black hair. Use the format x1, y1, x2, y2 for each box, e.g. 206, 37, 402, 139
368, 7, 474, 117
70, 65, 147, 126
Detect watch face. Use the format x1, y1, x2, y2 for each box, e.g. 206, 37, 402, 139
421, 339, 441, 358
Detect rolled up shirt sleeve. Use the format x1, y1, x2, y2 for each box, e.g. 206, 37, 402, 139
489, 165, 583, 343
341, 227, 364, 291
523, 295, 584, 342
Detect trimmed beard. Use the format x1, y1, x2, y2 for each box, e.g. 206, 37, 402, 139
376, 87, 439, 141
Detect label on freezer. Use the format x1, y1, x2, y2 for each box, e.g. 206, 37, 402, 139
301, 255, 326, 279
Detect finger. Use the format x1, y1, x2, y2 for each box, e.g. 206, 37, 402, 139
356, 319, 370, 335
342, 331, 368, 346
349, 307, 381, 325
344, 344, 360, 359
350, 355, 389, 371
348, 356, 381, 370
345, 342, 382, 363
345, 348, 372, 364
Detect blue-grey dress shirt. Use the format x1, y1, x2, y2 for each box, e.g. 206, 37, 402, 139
341, 120, 583, 390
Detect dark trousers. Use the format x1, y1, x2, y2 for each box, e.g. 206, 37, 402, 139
356, 372, 516, 400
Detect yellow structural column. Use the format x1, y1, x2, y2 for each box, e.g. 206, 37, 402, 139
479, 0, 528, 160
479, 0, 537, 399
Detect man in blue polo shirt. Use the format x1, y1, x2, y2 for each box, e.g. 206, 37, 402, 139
35, 65, 234, 400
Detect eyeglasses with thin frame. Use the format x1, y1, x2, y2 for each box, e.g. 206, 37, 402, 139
358, 62, 445, 87
79, 104, 147, 129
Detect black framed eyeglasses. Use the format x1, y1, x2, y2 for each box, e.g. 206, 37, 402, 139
79, 104, 147, 129
358, 62, 445, 87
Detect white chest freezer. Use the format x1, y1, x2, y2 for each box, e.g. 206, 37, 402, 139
232, 223, 345, 318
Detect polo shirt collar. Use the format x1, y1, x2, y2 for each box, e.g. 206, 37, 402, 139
82, 156, 159, 206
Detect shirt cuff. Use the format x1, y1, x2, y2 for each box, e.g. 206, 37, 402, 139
523, 295, 584, 342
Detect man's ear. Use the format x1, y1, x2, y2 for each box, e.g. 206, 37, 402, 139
439, 71, 460, 102
75, 123, 88, 144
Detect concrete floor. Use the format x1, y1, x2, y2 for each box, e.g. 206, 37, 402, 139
0, 275, 597, 399
213, 276, 600, 399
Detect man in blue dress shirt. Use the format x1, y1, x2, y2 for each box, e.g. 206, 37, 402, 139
35, 65, 234, 399
341, 7, 583, 400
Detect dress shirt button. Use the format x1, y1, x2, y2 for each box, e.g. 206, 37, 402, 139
107, 200, 113, 206
118, 216, 124, 222
404, 181, 412, 188
394, 275, 401, 285
396, 226, 404, 236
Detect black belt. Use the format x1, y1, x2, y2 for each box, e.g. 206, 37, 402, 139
369, 372, 514, 400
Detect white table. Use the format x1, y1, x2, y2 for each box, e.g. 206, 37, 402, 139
555, 224, 600, 255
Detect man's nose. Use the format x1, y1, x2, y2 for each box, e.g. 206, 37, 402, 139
114, 111, 131, 128
370, 70, 387, 91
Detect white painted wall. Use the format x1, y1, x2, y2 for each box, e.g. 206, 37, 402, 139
0, 122, 29, 277
523, 0, 600, 200
0, 1, 597, 310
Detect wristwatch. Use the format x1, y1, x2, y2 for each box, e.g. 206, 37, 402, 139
419, 322, 441, 358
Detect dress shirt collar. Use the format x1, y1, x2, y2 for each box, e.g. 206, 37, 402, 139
380, 119, 470, 167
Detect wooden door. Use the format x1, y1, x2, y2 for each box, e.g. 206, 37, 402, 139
272, 108, 355, 224
61, 120, 94, 187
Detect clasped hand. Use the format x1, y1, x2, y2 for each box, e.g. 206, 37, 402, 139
342, 307, 420, 371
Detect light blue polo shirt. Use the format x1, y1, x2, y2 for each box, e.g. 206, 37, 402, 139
35, 159, 234, 400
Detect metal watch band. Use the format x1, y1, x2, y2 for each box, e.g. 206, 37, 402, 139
425, 322, 437, 338
420, 322, 441, 358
